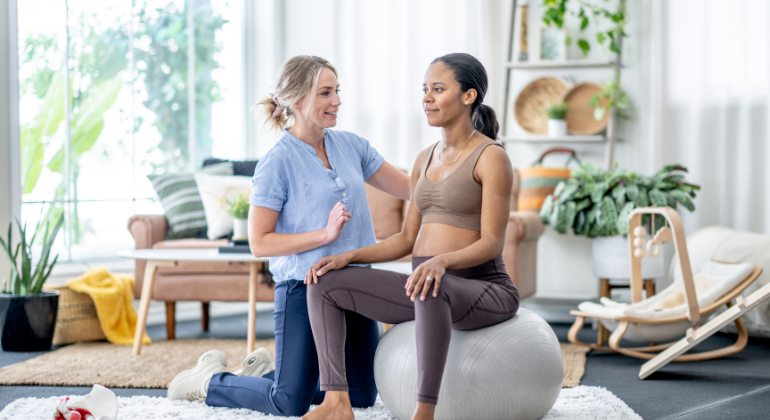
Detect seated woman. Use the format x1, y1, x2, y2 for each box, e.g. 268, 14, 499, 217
303, 53, 519, 420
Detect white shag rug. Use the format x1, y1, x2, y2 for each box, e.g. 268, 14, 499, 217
1, 386, 641, 420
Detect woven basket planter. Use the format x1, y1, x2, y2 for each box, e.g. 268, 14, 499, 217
44, 285, 106, 345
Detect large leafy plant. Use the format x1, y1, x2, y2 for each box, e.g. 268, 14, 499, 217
0, 215, 64, 295
540, 162, 700, 237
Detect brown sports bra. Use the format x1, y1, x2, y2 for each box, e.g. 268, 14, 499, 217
413, 139, 502, 231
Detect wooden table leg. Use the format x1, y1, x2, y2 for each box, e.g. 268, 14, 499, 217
598, 278, 610, 346
248, 262, 259, 355
133, 260, 175, 355
644, 279, 656, 298
165, 301, 176, 340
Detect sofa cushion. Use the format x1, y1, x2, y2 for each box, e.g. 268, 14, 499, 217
203, 158, 259, 177
195, 173, 252, 240
148, 162, 233, 239
365, 184, 405, 240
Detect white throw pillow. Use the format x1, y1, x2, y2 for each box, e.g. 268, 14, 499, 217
194, 172, 252, 240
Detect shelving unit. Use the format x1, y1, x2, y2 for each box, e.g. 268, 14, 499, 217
501, 0, 625, 169
501, 134, 607, 143
505, 59, 616, 70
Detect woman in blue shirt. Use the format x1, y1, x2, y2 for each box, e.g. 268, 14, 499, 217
167, 55, 410, 416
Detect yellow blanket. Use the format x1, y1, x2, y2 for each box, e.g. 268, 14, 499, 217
67, 267, 151, 345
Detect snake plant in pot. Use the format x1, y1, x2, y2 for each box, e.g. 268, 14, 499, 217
0, 215, 64, 351
539, 162, 700, 279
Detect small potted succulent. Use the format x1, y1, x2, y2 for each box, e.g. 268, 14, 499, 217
539, 162, 700, 279
225, 194, 250, 240
546, 102, 569, 138
0, 215, 63, 351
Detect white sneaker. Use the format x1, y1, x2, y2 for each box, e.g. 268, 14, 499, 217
167, 350, 227, 401
233, 347, 273, 377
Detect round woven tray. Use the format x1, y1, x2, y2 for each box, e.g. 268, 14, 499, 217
514, 77, 570, 135
560, 82, 610, 135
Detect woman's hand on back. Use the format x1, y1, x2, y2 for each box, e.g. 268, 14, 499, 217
323, 202, 352, 244
305, 252, 353, 284
406, 256, 447, 301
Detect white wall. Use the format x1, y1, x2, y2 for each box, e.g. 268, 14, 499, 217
277, 0, 511, 169
0, 1, 20, 289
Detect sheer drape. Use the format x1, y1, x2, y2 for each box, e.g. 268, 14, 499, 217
647, 0, 770, 234
263, 0, 508, 169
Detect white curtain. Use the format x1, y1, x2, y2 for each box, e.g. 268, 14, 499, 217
646, 0, 770, 234
259, 0, 509, 169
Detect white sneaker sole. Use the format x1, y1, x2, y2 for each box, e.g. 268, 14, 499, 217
167, 350, 228, 401
234, 347, 273, 377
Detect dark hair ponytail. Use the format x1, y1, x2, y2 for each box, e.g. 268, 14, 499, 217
431, 53, 500, 140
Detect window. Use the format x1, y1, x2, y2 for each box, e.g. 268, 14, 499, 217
17, 0, 245, 261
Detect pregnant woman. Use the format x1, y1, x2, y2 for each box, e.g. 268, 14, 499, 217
166, 55, 410, 417
303, 53, 520, 420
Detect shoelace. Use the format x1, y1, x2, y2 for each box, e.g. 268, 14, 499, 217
186, 390, 207, 401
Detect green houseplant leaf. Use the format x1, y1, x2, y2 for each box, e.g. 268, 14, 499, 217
540, 195, 554, 224
616, 202, 635, 235
1, 214, 63, 296
540, 162, 699, 239
670, 190, 695, 211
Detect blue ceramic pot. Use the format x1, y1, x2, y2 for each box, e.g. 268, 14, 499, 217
0, 291, 60, 351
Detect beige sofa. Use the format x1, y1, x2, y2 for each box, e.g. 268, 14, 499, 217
128, 169, 544, 338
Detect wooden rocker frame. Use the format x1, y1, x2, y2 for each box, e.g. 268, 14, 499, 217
567, 207, 767, 378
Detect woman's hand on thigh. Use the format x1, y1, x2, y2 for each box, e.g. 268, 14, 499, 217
406, 257, 447, 301
305, 253, 352, 284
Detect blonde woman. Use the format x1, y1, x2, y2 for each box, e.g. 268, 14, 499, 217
167, 55, 410, 416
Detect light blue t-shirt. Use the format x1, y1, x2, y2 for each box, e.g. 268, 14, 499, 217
249, 129, 385, 282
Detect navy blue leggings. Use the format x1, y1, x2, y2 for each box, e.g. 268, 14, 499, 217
205, 280, 379, 416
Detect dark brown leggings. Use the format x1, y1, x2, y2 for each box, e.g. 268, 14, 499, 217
306, 256, 520, 404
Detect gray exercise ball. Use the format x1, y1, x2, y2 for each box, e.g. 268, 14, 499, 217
374, 308, 563, 420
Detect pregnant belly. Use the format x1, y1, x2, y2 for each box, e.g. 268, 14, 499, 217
412, 223, 481, 257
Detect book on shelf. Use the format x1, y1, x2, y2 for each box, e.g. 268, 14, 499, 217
218, 238, 250, 254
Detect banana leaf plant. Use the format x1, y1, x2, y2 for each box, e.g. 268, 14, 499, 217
0, 214, 64, 295
539, 162, 700, 238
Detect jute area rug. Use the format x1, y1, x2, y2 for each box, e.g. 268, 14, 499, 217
0, 339, 589, 389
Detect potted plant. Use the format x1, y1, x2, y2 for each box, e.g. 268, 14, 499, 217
546, 102, 569, 138
539, 162, 700, 279
225, 194, 250, 240
0, 215, 64, 351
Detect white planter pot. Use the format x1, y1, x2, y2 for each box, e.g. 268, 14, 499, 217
548, 119, 567, 138
592, 235, 664, 280
232, 218, 248, 240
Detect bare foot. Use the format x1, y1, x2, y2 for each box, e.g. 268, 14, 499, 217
412, 402, 435, 420
302, 391, 354, 420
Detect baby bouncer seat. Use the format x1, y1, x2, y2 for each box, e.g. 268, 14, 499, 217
568, 207, 770, 379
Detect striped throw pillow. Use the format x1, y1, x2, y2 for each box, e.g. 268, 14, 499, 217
148, 162, 234, 239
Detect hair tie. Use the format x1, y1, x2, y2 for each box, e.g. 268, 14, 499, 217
272, 96, 285, 117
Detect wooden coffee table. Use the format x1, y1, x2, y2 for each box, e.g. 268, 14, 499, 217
118, 249, 269, 356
